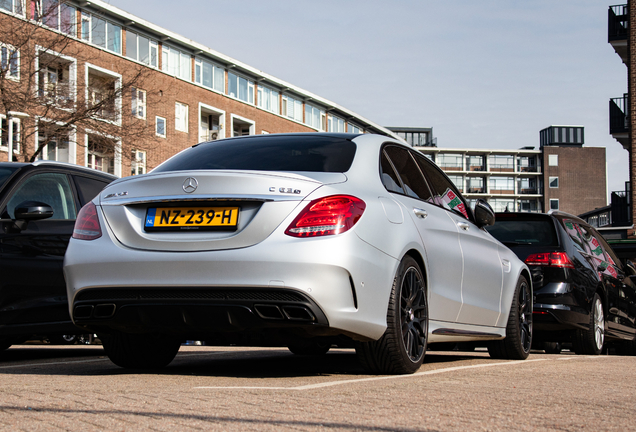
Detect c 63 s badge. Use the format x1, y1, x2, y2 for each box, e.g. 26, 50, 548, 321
270, 187, 301, 194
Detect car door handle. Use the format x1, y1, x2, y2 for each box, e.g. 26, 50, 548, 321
413, 208, 428, 219
457, 221, 470, 231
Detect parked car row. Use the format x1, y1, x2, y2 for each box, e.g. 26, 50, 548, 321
1, 133, 634, 374
0, 161, 115, 351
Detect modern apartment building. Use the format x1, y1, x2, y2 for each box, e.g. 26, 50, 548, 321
416, 125, 607, 215
0, 0, 400, 177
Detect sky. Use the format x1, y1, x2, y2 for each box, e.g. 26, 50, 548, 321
105, 0, 628, 198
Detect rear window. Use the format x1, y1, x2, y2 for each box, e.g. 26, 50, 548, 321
486, 218, 559, 247
154, 135, 357, 173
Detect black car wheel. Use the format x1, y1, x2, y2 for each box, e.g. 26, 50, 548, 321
573, 293, 604, 355
356, 256, 428, 374
488, 275, 532, 360
100, 333, 181, 369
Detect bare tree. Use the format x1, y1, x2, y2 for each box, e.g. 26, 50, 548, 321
0, 2, 160, 171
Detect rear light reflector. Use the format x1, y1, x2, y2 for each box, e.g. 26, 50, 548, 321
285, 195, 366, 237
73, 201, 102, 240
525, 252, 574, 268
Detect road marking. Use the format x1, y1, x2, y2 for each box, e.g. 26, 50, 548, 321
194, 358, 550, 391
0, 358, 110, 370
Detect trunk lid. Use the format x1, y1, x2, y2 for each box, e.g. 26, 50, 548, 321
98, 170, 345, 251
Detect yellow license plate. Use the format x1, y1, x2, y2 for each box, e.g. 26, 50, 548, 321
145, 206, 239, 231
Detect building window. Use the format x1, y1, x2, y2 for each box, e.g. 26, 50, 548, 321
348, 124, 362, 134
466, 177, 484, 193
175, 102, 188, 132
37, 124, 72, 163
518, 156, 536, 172
194, 58, 224, 92
80, 13, 121, 54
489, 198, 514, 213
448, 175, 463, 192
489, 176, 515, 193
0, 116, 20, 153
86, 135, 118, 175
550, 199, 559, 211
437, 153, 463, 169
0, 0, 23, 15
548, 154, 558, 166
488, 154, 514, 172
131, 150, 146, 175
518, 177, 536, 194
1, 42, 19, 80
125, 31, 158, 68
282, 94, 303, 122
466, 155, 484, 171
87, 66, 121, 123
257, 85, 279, 114
227, 72, 255, 104
518, 200, 539, 212
156, 116, 166, 137
131, 87, 146, 119
161, 45, 191, 81
40, 1, 76, 36
549, 176, 559, 188
327, 114, 345, 132
304, 104, 325, 130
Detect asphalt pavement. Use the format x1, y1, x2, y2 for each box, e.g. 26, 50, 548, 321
0, 345, 633, 431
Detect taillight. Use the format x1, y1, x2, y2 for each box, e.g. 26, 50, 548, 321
285, 195, 366, 237
525, 252, 574, 269
73, 201, 102, 240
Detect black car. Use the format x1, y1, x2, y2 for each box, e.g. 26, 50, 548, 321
0, 161, 115, 350
486, 211, 636, 355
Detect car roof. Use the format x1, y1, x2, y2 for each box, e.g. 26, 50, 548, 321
0, 161, 117, 180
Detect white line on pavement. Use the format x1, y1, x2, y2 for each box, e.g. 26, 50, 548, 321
0, 358, 110, 370
194, 358, 551, 391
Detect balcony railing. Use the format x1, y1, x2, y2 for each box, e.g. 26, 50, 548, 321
610, 95, 629, 134
489, 165, 514, 173
519, 188, 538, 195
609, 4, 628, 42
466, 187, 485, 194
39, 82, 74, 109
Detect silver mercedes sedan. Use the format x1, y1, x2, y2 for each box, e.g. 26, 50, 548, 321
64, 133, 532, 374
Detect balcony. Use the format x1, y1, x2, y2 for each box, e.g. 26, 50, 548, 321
439, 164, 463, 172
39, 82, 74, 109
519, 188, 538, 195
488, 164, 514, 173
609, 4, 628, 64
610, 95, 629, 150
466, 187, 485, 194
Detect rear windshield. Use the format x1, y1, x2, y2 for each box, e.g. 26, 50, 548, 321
154, 135, 357, 173
0, 166, 19, 190
486, 218, 559, 247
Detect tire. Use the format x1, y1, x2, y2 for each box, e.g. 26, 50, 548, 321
355, 256, 428, 374
288, 340, 331, 356
572, 293, 604, 355
100, 333, 181, 369
48, 335, 78, 345
544, 342, 562, 355
488, 275, 532, 360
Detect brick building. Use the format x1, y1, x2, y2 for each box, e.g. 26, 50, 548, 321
0, 0, 399, 177
414, 125, 607, 216
608, 3, 634, 226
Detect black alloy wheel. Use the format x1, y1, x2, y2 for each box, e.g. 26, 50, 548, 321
100, 333, 181, 369
488, 275, 532, 360
356, 255, 428, 374
573, 293, 604, 355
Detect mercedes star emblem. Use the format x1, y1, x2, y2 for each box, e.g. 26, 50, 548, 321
182, 177, 198, 193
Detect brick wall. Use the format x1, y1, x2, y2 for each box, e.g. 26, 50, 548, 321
542, 146, 607, 216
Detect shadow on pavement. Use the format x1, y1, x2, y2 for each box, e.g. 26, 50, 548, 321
0, 345, 487, 379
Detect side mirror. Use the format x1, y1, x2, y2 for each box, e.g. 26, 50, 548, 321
474, 199, 495, 227
10, 201, 54, 232
14, 201, 54, 221
626, 260, 636, 276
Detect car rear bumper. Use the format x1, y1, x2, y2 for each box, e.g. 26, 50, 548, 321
64, 227, 399, 342
533, 282, 590, 333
